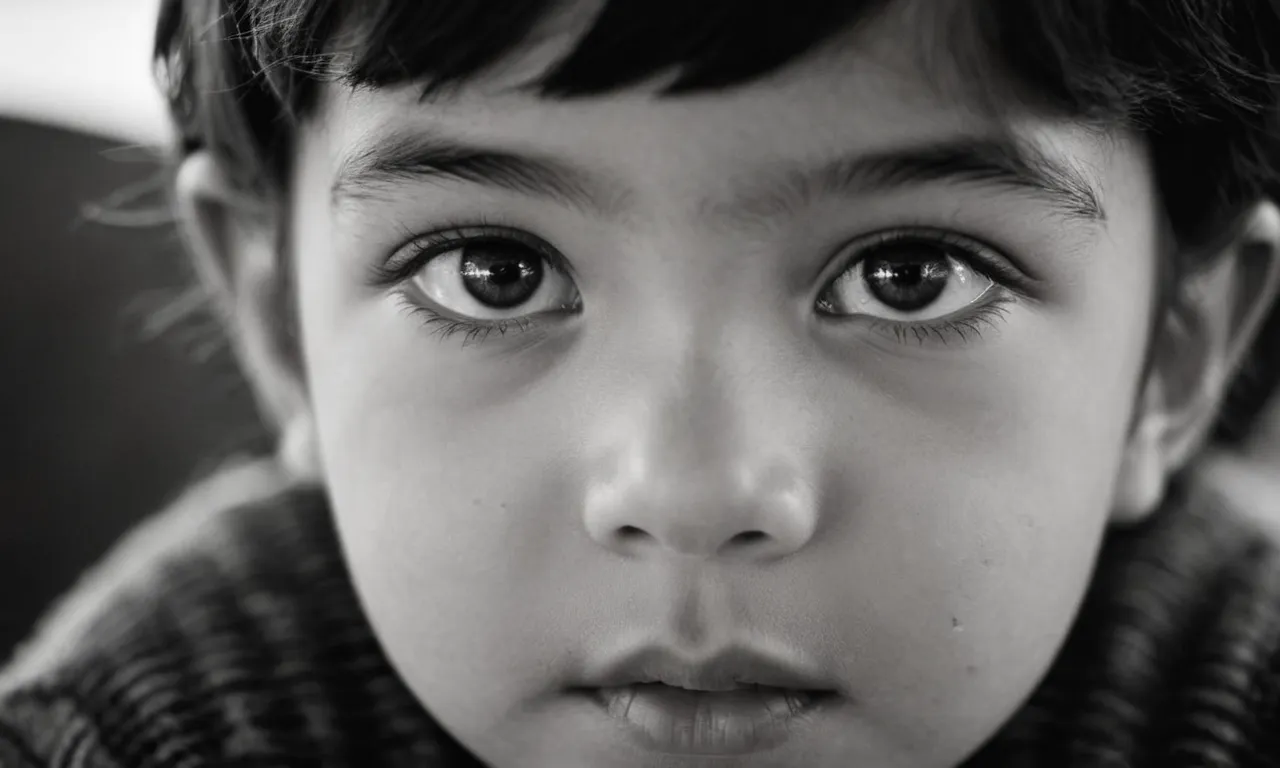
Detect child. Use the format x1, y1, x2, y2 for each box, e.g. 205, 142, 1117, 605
3, 0, 1280, 765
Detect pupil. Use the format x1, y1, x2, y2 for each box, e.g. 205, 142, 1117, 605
863, 243, 949, 311
460, 241, 544, 309
488, 262, 522, 286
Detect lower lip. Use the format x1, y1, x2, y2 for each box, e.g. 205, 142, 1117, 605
591, 683, 833, 756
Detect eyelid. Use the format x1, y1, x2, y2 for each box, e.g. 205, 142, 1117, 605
364, 219, 573, 288
821, 227, 1038, 297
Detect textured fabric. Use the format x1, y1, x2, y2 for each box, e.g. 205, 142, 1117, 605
1, 458, 1278, 767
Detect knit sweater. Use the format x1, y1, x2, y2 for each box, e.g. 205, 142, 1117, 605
1, 458, 1278, 767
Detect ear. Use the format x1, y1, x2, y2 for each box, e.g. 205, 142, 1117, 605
1112, 200, 1280, 523
174, 151, 322, 482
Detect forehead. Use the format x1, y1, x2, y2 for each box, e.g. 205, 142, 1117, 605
299, 0, 1121, 221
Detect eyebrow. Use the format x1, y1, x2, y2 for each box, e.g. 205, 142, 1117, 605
331, 130, 628, 216
802, 137, 1105, 224
331, 130, 1105, 225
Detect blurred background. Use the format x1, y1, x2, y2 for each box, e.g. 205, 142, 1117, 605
0, 1, 267, 657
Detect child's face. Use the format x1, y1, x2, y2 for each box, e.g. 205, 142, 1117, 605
284, 9, 1160, 768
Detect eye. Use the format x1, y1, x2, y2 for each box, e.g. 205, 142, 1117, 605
409, 236, 580, 321
816, 231, 998, 322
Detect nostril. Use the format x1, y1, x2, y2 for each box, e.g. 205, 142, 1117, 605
731, 530, 769, 546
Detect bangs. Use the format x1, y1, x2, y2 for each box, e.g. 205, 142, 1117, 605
250, 0, 897, 103
219, 0, 1271, 160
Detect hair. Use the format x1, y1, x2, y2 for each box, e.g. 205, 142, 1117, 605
153, 0, 1280, 445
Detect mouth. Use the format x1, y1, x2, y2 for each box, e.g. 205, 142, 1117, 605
575, 645, 841, 756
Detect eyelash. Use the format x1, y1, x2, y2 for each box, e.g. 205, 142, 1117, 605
371, 222, 1027, 348
369, 215, 570, 346
817, 228, 1030, 347
367, 214, 572, 286
394, 300, 540, 347
868, 296, 1016, 346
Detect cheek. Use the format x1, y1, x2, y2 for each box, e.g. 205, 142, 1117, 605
291, 204, 583, 734
304, 316, 578, 716
805, 241, 1156, 738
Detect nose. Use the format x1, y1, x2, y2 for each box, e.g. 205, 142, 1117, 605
582, 368, 819, 562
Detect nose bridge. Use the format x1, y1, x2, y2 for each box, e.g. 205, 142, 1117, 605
583, 339, 818, 561
647, 344, 738, 485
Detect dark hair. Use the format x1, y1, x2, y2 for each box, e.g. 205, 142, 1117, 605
153, 0, 1280, 444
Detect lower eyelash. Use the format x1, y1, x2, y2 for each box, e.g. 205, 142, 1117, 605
867, 294, 1016, 346
394, 288, 1015, 350
394, 294, 538, 347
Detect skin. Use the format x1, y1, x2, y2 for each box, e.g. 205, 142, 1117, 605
178, 5, 1280, 767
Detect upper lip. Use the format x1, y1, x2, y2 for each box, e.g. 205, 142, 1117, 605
583, 644, 836, 693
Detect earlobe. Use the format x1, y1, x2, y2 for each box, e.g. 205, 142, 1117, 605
1112, 408, 1166, 524
280, 413, 323, 483
1111, 381, 1177, 522
1111, 379, 1212, 524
